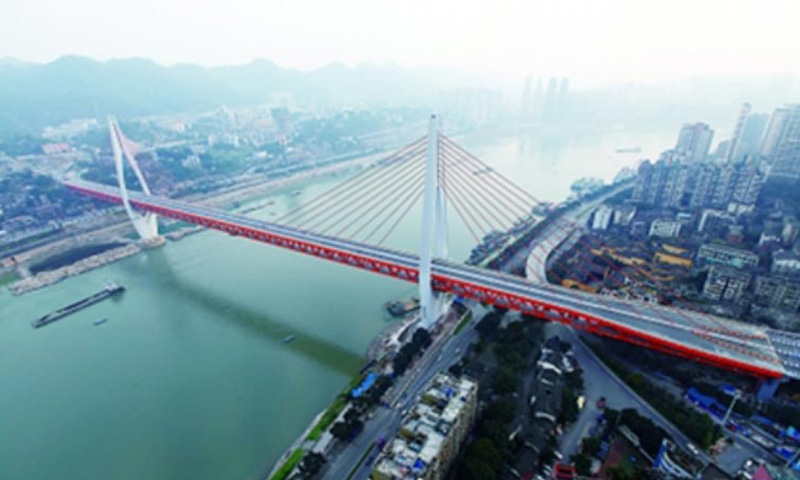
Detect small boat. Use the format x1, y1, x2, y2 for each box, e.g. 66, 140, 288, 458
282, 334, 296, 343
93, 318, 108, 326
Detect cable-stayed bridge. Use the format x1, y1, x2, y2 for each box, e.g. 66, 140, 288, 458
66, 116, 800, 387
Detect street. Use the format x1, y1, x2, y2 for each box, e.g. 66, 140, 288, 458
320, 304, 481, 480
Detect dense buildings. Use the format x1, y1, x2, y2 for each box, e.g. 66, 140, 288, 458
371, 373, 478, 480
754, 274, 800, 311
630, 152, 687, 207
634, 158, 765, 213
675, 122, 714, 163
697, 243, 759, 269
765, 104, 800, 182
703, 266, 751, 301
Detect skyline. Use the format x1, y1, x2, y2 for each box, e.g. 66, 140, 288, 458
3, 0, 800, 87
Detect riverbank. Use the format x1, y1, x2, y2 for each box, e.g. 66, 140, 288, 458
3, 149, 386, 296
8, 237, 165, 295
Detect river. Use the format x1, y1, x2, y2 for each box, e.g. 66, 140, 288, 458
0, 127, 675, 480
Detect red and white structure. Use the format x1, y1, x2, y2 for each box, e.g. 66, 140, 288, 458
66, 118, 800, 386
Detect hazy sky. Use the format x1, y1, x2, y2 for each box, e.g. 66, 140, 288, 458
3, 0, 799, 85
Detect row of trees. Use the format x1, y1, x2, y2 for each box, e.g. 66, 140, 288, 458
392, 328, 432, 375
594, 348, 722, 450
456, 313, 552, 480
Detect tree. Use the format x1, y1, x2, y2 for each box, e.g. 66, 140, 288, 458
412, 328, 432, 348
582, 436, 601, 457
560, 387, 580, 424
493, 305, 509, 315
330, 421, 351, 441
448, 362, 464, 377
493, 367, 518, 395
476, 312, 502, 339
573, 453, 592, 476
466, 438, 504, 472
458, 457, 496, 480
298, 452, 326, 478
539, 446, 555, 467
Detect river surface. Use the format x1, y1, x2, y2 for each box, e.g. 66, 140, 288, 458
0, 128, 674, 480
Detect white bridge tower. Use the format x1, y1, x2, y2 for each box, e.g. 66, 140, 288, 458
419, 114, 448, 329
109, 116, 158, 240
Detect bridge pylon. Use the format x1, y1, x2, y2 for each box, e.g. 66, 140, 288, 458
108, 116, 158, 240
419, 114, 448, 329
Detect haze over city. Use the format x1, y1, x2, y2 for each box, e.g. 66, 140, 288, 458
4, 0, 800, 84
1, 1, 799, 480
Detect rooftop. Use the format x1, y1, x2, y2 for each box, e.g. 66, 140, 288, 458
372, 373, 477, 479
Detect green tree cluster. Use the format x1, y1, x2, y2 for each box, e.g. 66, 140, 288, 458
392, 328, 432, 375
330, 408, 363, 442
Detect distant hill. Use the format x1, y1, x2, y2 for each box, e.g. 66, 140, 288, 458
0, 56, 462, 137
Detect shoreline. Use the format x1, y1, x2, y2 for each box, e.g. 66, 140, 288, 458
3, 148, 387, 296
8, 237, 166, 295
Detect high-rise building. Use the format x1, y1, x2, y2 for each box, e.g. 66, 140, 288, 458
632, 151, 689, 208
543, 77, 558, 122
731, 113, 768, 162
761, 106, 791, 157
728, 163, 766, 214
675, 123, 714, 163
533, 78, 544, 121
521, 75, 533, 120
689, 163, 719, 209
726, 103, 751, 163
765, 104, 800, 182
557, 77, 569, 120
688, 161, 765, 213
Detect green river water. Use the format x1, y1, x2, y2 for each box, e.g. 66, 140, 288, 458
0, 129, 673, 480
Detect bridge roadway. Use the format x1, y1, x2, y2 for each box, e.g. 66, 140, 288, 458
67, 181, 799, 380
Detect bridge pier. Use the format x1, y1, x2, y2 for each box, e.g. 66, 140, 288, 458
756, 377, 786, 402
419, 114, 447, 329
109, 116, 159, 240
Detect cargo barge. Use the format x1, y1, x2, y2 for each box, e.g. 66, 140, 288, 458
32, 282, 125, 329
383, 297, 420, 317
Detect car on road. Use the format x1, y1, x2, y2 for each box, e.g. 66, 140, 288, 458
686, 443, 701, 456
596, 396, 606, 409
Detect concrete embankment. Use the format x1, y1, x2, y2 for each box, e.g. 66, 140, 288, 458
8, 237, 165, 295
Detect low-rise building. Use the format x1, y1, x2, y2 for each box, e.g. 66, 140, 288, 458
591, 205, 614, 230
772, 250, 800, 275
754, 274, 800, 312
613, 205, 637, 226
654, 439, 704, 479
703, 266, 751, 301
371, 373, 478, 480
531, 339, 567, 425
782, 217, 800, 245
697, 243, 759, 269
630, 220, 648, 238
655, 251, 693, 268
698, 209, 734, 234
649, 219, 682, 238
